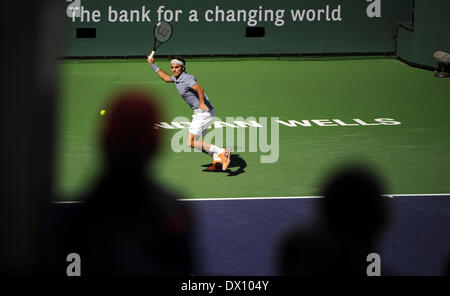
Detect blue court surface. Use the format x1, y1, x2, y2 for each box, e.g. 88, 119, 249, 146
52, 194, 450, 276
184, 194, 450, 276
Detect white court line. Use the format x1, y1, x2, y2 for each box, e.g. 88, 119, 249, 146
178, 193, 450, 201
53, 193, 450, 203
179, 196, 322, 201
384, 193, 450, 197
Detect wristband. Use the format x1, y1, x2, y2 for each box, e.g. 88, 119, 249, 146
151, 64, 160, 72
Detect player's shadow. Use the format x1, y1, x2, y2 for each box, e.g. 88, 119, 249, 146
202, 154, 247, 176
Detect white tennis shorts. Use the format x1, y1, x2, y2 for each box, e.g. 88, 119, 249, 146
189, 109, 215, 137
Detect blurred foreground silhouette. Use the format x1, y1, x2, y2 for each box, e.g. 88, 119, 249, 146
43, 89, 195, 275
279, 165, 391, 276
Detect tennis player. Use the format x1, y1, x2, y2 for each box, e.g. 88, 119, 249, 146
147, 56, 230, 171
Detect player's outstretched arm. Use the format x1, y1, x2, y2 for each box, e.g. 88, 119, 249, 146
192, 84, 209, 111
147, 57, 172, 83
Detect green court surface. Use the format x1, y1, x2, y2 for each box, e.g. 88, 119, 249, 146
55, 57, 450, 200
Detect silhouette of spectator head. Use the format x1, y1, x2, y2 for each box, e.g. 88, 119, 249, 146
61, 89, 195, 276
102, 89, 161, 168
320, 165, 390, 242
279, 165, 391, 276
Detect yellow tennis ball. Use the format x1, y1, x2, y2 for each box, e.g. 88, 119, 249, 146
100, 109, 106, 116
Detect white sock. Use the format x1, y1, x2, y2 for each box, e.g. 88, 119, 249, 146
207, 145, 215, 157
209, 145, 224, 156
213, 153, 221, 162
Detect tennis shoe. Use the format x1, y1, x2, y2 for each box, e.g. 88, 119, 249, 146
218, 149, 231, 171
205, 160, 220, 171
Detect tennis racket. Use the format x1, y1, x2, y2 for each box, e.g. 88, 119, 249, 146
148, 21, 173, 60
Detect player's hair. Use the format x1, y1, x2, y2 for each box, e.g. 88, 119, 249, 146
173, 56, 186, 68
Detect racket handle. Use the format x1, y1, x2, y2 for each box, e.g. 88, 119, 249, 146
148, 51, 155, 59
